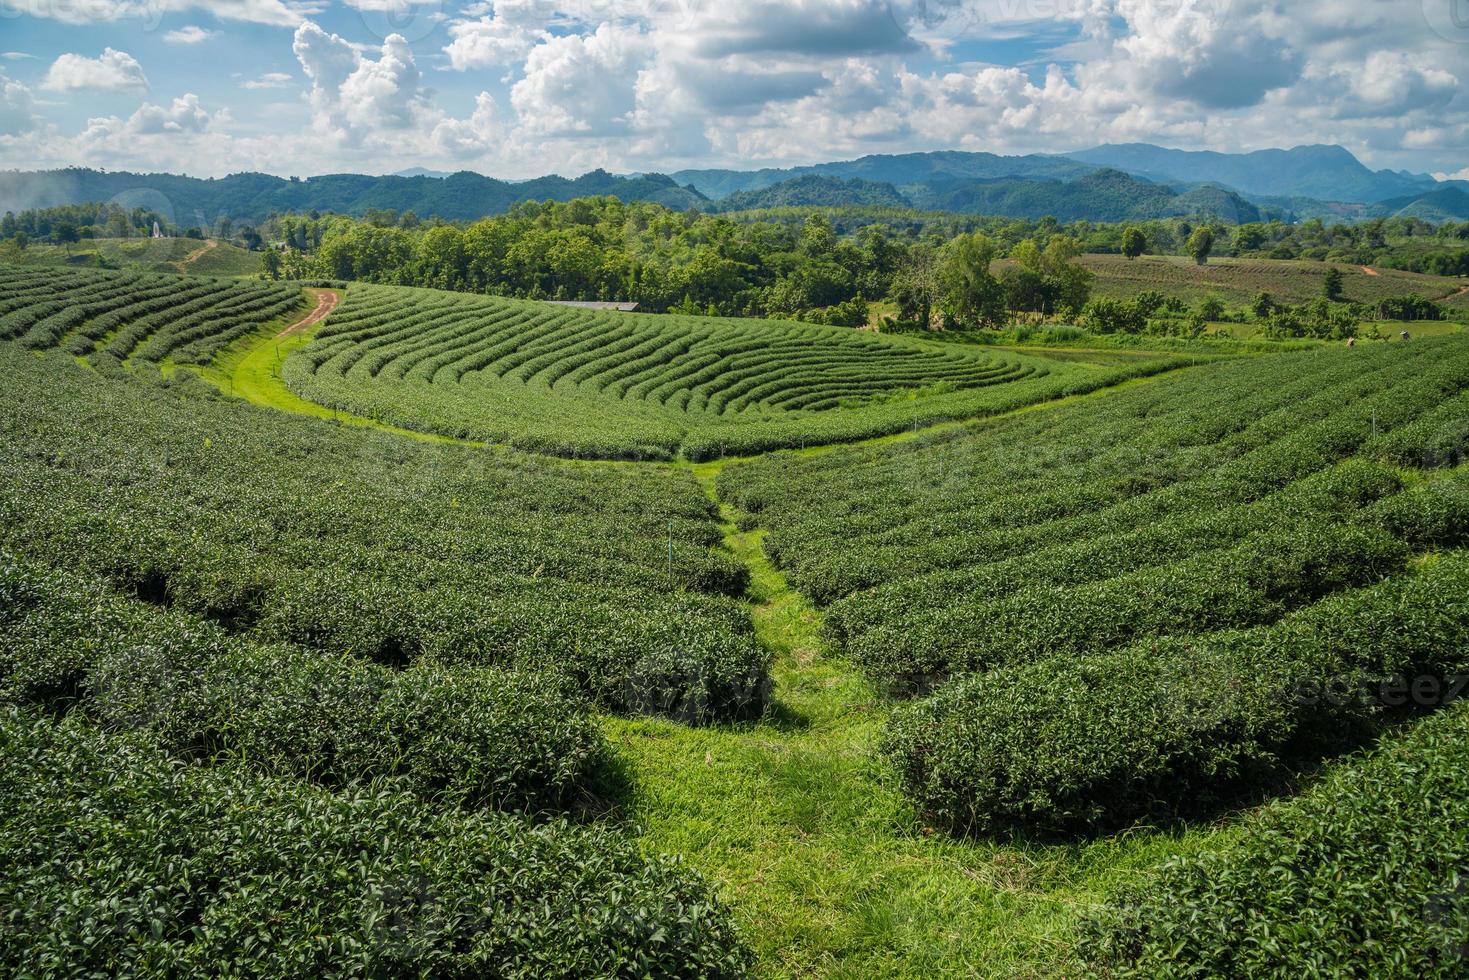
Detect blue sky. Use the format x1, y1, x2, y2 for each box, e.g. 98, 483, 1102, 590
0, 1, 1465, 181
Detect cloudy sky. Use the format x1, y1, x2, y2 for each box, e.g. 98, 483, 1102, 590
0, 0, 1465, 180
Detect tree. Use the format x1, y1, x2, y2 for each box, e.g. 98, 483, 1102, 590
890, 246, 938, 330
938, 232, 1007, 329
54, 220, 80, 254
1199, 295, 1226, 321
1122, 226, 1147, 260
261, 249, 282, 280
1187, 227, 1214, 266
1323, 266, 1344, 302
1252, 292, 1275, 320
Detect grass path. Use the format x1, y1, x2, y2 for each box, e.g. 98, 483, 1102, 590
600, 466, 1231, 977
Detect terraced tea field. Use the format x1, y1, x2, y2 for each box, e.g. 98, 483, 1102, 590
1, 263, 1467, 977
287, 282, 1166, 459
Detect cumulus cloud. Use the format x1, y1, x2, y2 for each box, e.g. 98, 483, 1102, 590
684, 0, 921, 59
125, 93, 213, 134
511, 23, 651, 136
163, 26, 218, 44
432, 90, 501, 155
1338, 51, 1458, 117
42, 49, 148, 93
446, 11, 544, 71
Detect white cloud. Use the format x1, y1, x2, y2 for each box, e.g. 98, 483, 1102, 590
125, 93, 213, 134
511, 23, 651, 136
293, 20, 446, 149
42, 49, 148, 93
163, 26, 218, 44
3, 52, 37, 61
432, 90, 501, 155
446, 13, 543, 71
0, 70, 40, 135
5, 0, 308, 28
243, 72, 295, 89
340, 34, 425, 129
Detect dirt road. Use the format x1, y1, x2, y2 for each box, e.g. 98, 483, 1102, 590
277, 289, 340, 338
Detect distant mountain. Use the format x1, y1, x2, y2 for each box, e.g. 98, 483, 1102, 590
711, 175, 910, 211
1067, 143, 1440, 204
711, 169, 1263, 224
673, 150, 1091, 199
392, 167, 452, 179
0, 168, 708, 224
1369, 186, 1469, 223
906, 169, 1262, 223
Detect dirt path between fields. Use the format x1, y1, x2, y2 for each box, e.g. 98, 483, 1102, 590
277, 288, 339, 338
178, 239, 217, 271
1360, 265, 1380, 277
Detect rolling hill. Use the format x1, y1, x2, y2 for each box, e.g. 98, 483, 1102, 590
1067, 143, 1449, 204
716, 168, 1265, 223
0, 168, 710, 226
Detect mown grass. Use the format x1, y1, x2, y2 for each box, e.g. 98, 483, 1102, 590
602, 473, 1240, 977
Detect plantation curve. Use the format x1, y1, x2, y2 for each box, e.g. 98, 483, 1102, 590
282, 281, 1180, 460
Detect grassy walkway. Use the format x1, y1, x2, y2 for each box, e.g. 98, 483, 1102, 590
601, 467, 1232, 977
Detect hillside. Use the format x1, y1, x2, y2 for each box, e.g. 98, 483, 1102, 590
672, 150, 1092, 198
1068, 143, 1447, 203
709, 169, 1265, 223
711, 175, 911, 211
0, 168, 709, 224
906, 169, 1263, 223
1079, 253, 1467, 308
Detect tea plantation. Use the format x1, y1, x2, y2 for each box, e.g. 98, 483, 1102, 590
1, 265, 1466, 976
285, 281, 1171, 459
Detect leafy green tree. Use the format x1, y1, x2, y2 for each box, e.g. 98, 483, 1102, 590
54, 220, 80, 254
1199, 295, 1227, 321
1323, 266, 1344, 301
261, 249, 282, 280
1122, 227, 1147, 260
891, 245, 938, 330
1187, 227, 1214, 266
1252, 292, 1275, 319
938, 233, 1007, 329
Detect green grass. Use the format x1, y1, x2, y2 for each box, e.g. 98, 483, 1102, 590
603, 466, 1237, 977
187, 293, 486, 448
2, 237, 260, 277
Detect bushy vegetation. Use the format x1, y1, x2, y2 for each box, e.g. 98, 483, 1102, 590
1, 552, 610, 814
883, 553, 1469, 834
1080, 696, 1469, 977
0, 707, 751, 977
0, 264, 303, 364
720, 335, 1469, 836
0, 339, 769, 724
283, 280, 1168, 460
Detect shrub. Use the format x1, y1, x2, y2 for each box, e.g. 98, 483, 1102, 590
0, 708, 752, 978
1079, 699, 1469, 977
1, 552, 610, 814
882, 553, 1469, 835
